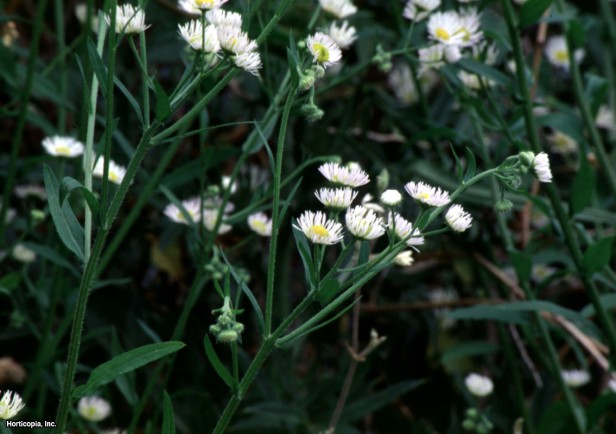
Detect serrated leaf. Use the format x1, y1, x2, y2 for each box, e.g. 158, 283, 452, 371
570, 158, 595, 214
519, 0, 556, 29
316, 278, 340, 305
43, 165, 85, 262
582, 236, 615, 276
203, 335, 235, 391
72, 342, 185, 398
162, 391, 176, 434
154, 80, 170, 122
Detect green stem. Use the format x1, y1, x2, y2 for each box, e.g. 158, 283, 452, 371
54, 0, 68, 134
265, 86, 297, 336
138, 2, 151, 129
0, 0, 48, 244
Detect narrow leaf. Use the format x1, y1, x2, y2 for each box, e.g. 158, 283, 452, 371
519, 0, 556, 29
450, 144, 463, 184
154, 80, 170, 122
342, 380, 425, 422
114, 76, 144, 125
582, 236, 615, 276
463, 147, 476, 182
203, 335, 235, 390
62, 176, 100, 218
457, 58, 511, 87
316, 278, 340, 305
86, 38, 108, 95
570, 158, 595, 214
162, 391, 176, 434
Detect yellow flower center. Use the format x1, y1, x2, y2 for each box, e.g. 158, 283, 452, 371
86, 407, 98, 419
435, 28, 450, 41
109, 171, 119, 183
309, 224, 330, 237
55, 145, 72, 156
554, 50, 568, 63
312, 42, 330, 63
419, 192, 430, 200
252, 220, 267, 233
195, 0, 214, 7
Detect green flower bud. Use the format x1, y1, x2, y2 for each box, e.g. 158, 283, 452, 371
299, 70, 316, 91
466, 408, 478, 418
217, 329, 239, 343
518, 151, 535, 168
30, 209, 45, 221
494, 198, 513, 213
301, 102, 324, 122
462, 420, 476, 431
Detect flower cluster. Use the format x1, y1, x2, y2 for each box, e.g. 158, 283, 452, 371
164, 193, 233, 235
105, 4, 149, 34
210, 296, 244, 343
178, 5, 262, 75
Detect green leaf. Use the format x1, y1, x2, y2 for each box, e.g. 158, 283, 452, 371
72, 342, 184, 398
61, 176, 100, 218
570, 158, 595, 214
0, 273, 21, 295
342, 380, 425, 422
316, 278, 340, 305
584, 74, 608, 118
457, 58, 511, 87
244, 110, 280, 155
587, 393, 616, 428
447, 304, 529, 324
86, 38, 108, 95
43, 165, 85, 261
154, 80, 170, 122
292, 225, 316, 289
20, 242, 80, 277
510, 251, 532, 283
463, 147, 476, 182
567, 19, 585, 49
203, 335, 235, 391
582, 236, 615, 276
441, 341, 499, 365
114, 76, 144, 125
536, 112, 584, 142
162, 391, 176, 434
580, 293, 616, 318
519, 0, 556, 29
450, 144, 463, 184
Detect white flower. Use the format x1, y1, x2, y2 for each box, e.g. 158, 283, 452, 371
164, 197, 202, 224
532, 152, 552, 183
217, 26, 258, 55
404, 181, 450, 207
293, 210, 344, 245
361, 193, 385, 214
77, 396, 111, 422
205, 9, 243, 28
12, 243, 36, 263
179, 0, 229, 13
42, 136, 84, 158
608, 377, 616, 392
247, 212, 272, 236
318, 162, 370, 187
403, 0, 441, 22
388, 64, 419, 104
596, 105, 616, 131
92, 157, 127, 185
465, 373, 494, 397
0, 390, 25, 420
75, 3, 99, 32
562, 369, 590, 388
202, 210, 232, 234
548, 131, 577, 154
345, 205, 386, 240
315, 187, 358, 210
233, 52, 262, 75
444, 45, 462, 63
458, 8, 483, 47
418, 44, 446, 75
381, 189, 402, 206
319, 0, 357, 19
14, 184, 46, 200
178, 20, 221, 53
472, 41, 499, 66
106, 5, 149, 34
307, 32, 342, 69
328, 21, 357, 49
389, 213, 424, 246
445, 204, 472, 232
427, 11, 465, 46
394, 250, 414, 266
545, 36, 584, 70
221, 176, 237, 194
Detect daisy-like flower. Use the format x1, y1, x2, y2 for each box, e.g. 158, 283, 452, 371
319, 0, 357, 19
345, 205, 386, 240
445, 204, 472, 232
293, 210, 344, 245
179, 0, 229, 14
247, 212, 272, 236
318, 162, 370, 187
14, 184, 46, 200
458, 8, 483, 48
532, 152, 552, 183
596, 105, 616, 131
427, 11, 465, 46
472, 41, 499, 66
164, 197, 202, 224
205, 9, 242, 28
361, 194, 385, 214
548, 131, 577, 154
77, 396, 111, 422
0, 390, 25, 420
315, 187, 358, 210
307, 32, 342, 69
404, 181, 450, 207
394, 250, 414, 266
106, 5, 149, 34
178, 20, 221, 53
328, 21, 357, 50
92, 157, 127, 185
545, 36, 584, 70
233, 52, 262, 75
42, 136, 84, 158
217, 26, 258, 55
418, 44, 446, 75
202, 210, 232, 234
380, 189, 402, 206
389, 213, 425, 246
465, 373, 494, 397
12, 243, 36, 263
403, 0, 441, 22
562, 369, 591, 388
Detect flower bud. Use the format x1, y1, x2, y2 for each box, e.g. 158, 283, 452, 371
518, 151, 535, 168
494, 199, 513, 213
217, 329, 239, 343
